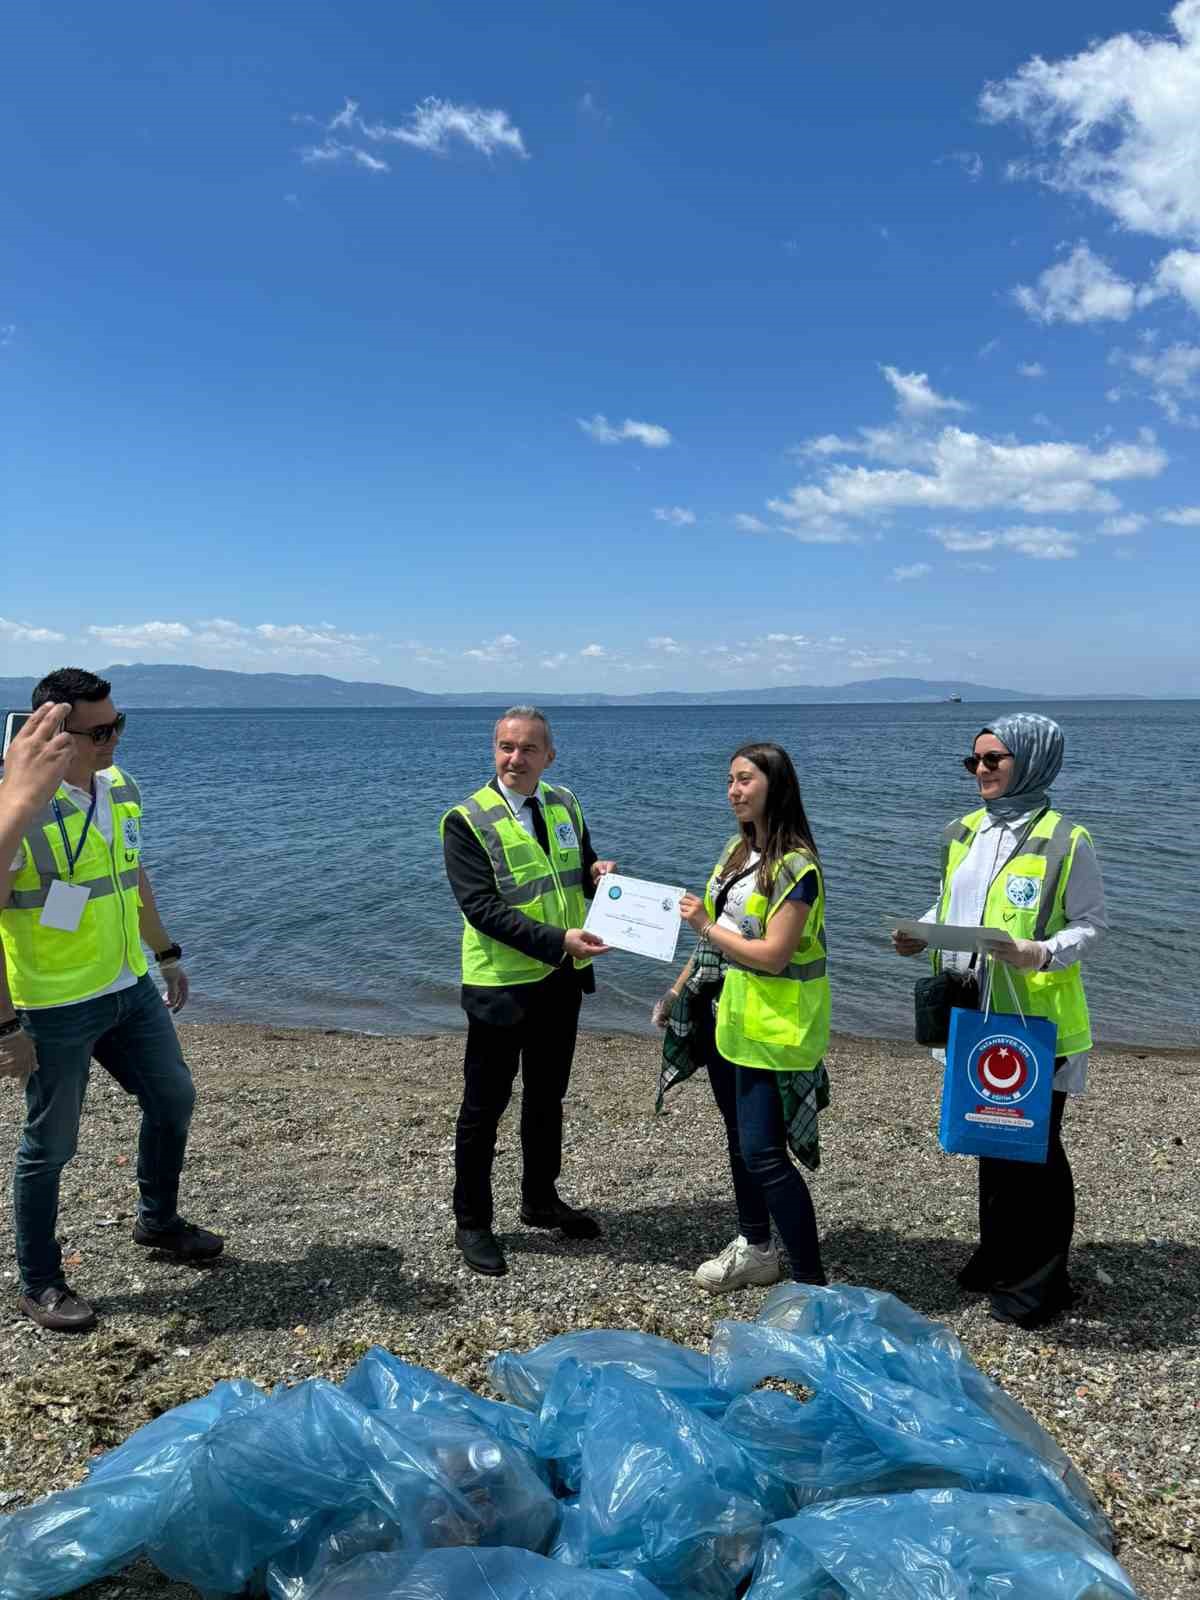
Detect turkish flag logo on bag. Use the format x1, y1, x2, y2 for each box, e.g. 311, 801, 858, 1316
966, 1034, 1038, 1105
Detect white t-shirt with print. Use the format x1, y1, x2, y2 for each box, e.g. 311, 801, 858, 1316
8, 771, 139, 1007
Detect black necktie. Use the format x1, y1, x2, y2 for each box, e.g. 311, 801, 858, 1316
526, 794, 550, 854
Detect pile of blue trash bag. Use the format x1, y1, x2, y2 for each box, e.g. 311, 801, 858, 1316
0, 1283, 1139, 1600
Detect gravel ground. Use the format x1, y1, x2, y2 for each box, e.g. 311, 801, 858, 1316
0, 1022, 1196, 1599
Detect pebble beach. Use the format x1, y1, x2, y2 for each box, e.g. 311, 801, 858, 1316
0, 1022, 1195, 1599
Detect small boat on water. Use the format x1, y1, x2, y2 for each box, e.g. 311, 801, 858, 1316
944, 694, 963, 703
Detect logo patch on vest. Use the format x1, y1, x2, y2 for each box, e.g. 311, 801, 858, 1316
740, 914, 761, 938
1005, 873, 1040, 909
555, 821, 578, 851
122, 817, 141, 851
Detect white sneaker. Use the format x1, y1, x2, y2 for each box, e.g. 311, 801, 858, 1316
694, 1235, 783, 1294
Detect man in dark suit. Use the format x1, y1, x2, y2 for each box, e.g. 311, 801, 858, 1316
441, 707, 613, 1276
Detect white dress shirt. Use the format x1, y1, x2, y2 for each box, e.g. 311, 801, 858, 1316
497, 779, 542, 840
922, 805, 1107, 1094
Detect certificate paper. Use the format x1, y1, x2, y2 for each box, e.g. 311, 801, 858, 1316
584, 874, 685, 963
891, 918, 1015, 954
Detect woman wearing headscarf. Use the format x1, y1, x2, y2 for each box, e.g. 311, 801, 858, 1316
891, 713, 1107, 1329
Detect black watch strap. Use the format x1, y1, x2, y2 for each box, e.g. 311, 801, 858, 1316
155, 943, 183, 964
0, 1017, 22, 1040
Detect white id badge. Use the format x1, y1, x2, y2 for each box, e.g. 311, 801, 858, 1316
40, 880, 91, 933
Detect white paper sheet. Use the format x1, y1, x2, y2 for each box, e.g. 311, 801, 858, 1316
891, 918, 1015, 954
584, 873, 684, 963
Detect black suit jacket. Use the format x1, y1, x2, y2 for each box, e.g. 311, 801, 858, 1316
443, 778, 599, 1026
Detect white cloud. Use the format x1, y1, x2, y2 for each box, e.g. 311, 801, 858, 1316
932, 525, 1080, 560
297, 96, 527, 171
648, 635, 683, 653
1152, 249, 1200, 312
1014, 243, 1140, 324
464, 633, 521, 662
0, 616, 66, 644
1162, 505, 1200, 524
892, 562, 932, 581
980, 2, 1200, 244
578, 414, 671, 448
539, 652, 569, 670
653, 506, 696, 526
1018, 361, 1047, 378
87, 621, 194, 652
734, 513, 770, 533
769, 425, 1164, 529
580, 642, 607, 658
1101, 513, 1147, 536
1112, 340, 1200, 425
881, 365, 968, 416
362, 97, 528, 159
959, 561, 997, 573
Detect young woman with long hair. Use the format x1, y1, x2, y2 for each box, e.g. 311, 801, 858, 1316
655, 742, 830, 1291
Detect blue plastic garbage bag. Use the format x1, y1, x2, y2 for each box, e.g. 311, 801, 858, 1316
574, 1368, 792, 1600
342, 1346, 539, 1463
0, 1379, 264, 1600
492, 1329, 729, 1491
304, 1546, 671, 1600
265, 1510, 404, 1600
710, 1285, 1109, 1548
743, 1489, 1138, 1599
722, 1387, 965, 1506
491, 1330, 722, 1416
144, 1378, 559, 1593
546, 1499, 586, 1567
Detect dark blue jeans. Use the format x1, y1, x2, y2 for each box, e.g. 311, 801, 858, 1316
14, 973, 196, 1296
707, 1050, 825, 1283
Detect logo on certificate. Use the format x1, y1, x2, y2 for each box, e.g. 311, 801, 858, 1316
555, 821, 578, 850
1005, 873, 1040, 909
607, 884, 622, 900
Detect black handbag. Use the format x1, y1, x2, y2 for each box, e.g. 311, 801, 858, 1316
913, 967, 979, 1046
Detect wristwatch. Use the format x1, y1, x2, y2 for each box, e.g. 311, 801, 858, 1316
0, 1017, 22, 1040
155, 943, 183, 964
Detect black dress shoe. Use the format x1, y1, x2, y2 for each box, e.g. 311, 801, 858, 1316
18, 1286, 97, 1332
519, 1197, 602, 1239
455, 1226, 508, 1276
133, 1218, 224, 1260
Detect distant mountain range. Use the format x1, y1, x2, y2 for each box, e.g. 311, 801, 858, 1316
0, 663, 1151, 709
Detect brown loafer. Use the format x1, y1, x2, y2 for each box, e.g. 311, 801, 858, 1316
18, 1285, 97, 1332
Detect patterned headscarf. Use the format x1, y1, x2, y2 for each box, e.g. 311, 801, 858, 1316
976, 712, 1064, 822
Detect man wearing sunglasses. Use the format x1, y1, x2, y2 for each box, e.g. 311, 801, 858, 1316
0, 668, 222, 1333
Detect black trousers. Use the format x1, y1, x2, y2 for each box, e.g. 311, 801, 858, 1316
976, 1085, 1076, 1324
453, 970, 583, 1229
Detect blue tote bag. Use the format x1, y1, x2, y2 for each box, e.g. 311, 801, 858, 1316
939, 961, 1057, 1164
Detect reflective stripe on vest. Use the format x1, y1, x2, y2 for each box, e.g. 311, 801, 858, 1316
703, 839, 831, 1073
938, 807, 1093, 1056
0, 765, 149, 1008
443, 781, 592, 988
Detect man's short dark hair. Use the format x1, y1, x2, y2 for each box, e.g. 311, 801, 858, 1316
31, 668, 112, 712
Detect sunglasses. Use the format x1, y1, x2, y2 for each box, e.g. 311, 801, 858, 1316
66, 712, 127, 745
963, 750, 1012, 774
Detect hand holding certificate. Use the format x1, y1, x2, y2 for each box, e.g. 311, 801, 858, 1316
583, 873, 685, 963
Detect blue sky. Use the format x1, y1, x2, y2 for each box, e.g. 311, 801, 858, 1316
4, 0, 1200, 696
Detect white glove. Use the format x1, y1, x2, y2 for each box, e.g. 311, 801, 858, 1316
989, 938, 1049, 972
651, 990, 678, 1029
160, 961, 190, 1013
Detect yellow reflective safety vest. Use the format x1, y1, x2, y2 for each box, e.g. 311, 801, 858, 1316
936, 806, 1093, 1056
1, 765, 147, 1009
703, 838, 830, 1073
442, 781, 592, 987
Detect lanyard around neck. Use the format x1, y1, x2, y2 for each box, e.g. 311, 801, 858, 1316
51, 785, 99, 879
